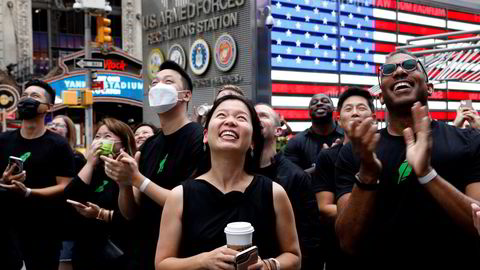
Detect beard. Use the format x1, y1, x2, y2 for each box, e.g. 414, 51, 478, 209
383, 88, 429, 117
312, 111, 333, 124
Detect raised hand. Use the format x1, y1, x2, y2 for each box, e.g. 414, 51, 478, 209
453, 105, 468, 128
86, 140, 102, 166
463, 109, 480, 129
102, 149, 141, 187
403, 102, 432, 177
346, 117, 382, 183
72, 201, 100, 219
471, 203, 480, 236
322, 138, 343, 149
1, 164, 26, 184
0, 180, 30, 196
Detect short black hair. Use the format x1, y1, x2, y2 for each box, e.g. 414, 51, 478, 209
159, 60, 193, 92
25, 79, 56, 104
386, 49, 417, 60
337, 86, 375, 113
216, 85, 245, 98
134, 122, 160, 135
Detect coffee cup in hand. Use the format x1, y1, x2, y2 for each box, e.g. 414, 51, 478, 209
224, 222, 254, 251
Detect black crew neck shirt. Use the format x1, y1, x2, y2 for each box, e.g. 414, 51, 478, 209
133, 122, 204, 270
0, 129, 75, 229
335, 121, 480, 268
312, 143, 343, 194
284, 125, 344, 170
257, 153, 323, 260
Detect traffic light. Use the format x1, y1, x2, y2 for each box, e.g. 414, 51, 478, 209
62, 89, 93, 106
96, 15, 112, 44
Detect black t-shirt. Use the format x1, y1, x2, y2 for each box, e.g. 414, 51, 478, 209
312, 144, 343, 194
284, 125, 343, 169
134, 122, 204, 270
0, 129, 75, 234
180, 175, 279, 259
64, 168, 131, 261
335, 121, 480, 268
257, 153, 323, 259
73, 151, 87, 174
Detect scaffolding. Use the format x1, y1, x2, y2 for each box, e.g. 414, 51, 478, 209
370, 28, 480, 94
400, 29, 480, 83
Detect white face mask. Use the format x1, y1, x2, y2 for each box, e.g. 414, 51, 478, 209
148, 83, 186, 114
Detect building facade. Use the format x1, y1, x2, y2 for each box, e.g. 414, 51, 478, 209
0, 0, 142, 83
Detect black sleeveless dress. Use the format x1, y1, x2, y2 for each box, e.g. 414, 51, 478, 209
179, 175, 280, 259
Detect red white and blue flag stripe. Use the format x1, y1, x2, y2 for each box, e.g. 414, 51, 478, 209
271, 0, 480, 132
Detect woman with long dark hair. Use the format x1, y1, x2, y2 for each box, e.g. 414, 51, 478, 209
155, 95, 301, 270
64, 118, 135, 270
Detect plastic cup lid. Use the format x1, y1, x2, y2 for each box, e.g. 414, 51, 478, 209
224, 222, 254, 235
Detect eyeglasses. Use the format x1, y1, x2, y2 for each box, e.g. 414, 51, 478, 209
47, 122, 66, 128
378, 59, 429, 84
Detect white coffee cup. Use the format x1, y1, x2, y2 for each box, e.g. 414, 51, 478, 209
224, 222, 255, 251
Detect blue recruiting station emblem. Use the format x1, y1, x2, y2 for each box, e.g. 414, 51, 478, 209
168, 44, 187, 70
148, 48, 164, 80
214, 33, 237, 72
189, 39, 210, 75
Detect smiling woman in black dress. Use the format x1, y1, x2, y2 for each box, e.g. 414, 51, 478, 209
155, 95, 301, 270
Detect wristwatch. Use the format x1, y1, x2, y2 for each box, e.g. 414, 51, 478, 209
355, 172, 380, 190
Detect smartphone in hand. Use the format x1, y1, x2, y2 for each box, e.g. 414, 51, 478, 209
66, 199, 87, 208
234, 246, 258, 270
461, 100, 473, 109
8, 156, 23, 175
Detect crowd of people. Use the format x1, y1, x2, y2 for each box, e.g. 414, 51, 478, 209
1, 50, 480, 270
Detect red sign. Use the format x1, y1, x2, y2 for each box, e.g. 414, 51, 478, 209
374, 0, 446, 17
105, 59, 128, 71
398, 1, 446, 17
92, 81, 104, 90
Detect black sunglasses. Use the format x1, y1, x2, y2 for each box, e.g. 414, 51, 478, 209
378, 59, 428, 84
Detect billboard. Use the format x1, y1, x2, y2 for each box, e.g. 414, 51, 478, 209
48, 73, 144, 103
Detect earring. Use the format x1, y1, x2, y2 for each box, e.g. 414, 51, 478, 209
250, 147, 254, 158
203, 143, 206, 152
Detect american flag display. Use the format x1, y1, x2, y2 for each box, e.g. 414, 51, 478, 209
271, 0, 480, 132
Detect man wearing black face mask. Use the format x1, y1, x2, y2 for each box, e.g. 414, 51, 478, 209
284, 94, 344, 170
0, 79, 75, 270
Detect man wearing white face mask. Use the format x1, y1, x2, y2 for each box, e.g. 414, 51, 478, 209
102, 60, 205, 270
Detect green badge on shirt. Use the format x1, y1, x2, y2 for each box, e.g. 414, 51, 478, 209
397, 160, 413, 184
20, 152, 31, 162
157, 154, 168, 174
95, 180, 109, 193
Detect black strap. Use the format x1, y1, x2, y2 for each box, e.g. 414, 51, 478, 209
355, 173, 380, 191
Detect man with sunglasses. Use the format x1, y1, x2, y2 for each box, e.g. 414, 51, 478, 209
334, 50, 480, 269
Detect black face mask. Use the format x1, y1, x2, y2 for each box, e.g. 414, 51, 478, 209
17, 98, 43, 120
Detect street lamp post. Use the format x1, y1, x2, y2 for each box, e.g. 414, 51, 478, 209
84, 12, 93, 147
73, 0, 112, 146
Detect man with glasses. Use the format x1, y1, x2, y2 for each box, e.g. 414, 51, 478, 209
334, 50, 480, 269
0, 79, 75, 270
